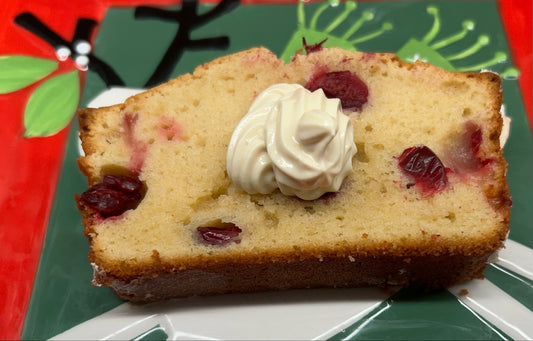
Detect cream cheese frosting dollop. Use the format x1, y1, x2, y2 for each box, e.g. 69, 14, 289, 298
227, 83, 356, 200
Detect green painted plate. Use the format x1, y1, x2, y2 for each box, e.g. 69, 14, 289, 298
21, 1, 533, 339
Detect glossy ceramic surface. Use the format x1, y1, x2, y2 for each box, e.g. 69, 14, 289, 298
0, 0, 531, 339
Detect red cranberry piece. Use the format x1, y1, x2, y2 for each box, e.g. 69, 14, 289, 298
80, 185, 138, 218
197, 224, 242, 246
305, 71, 368, 110
123, 113, 147, 174
470, 126, 482, 155
103, 174, 143, 199
398, 145, 449, 197
79, 174, 145, 218
444, 122, 487, 174
302, 37, 328, 54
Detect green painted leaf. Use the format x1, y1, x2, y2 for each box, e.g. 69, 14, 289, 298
0, 55, 58, 94
24, 70, 80, 138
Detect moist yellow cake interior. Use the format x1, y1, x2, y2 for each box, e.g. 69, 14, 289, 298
80, 48, 505, 271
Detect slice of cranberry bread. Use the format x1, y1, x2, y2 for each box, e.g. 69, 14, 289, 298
77, 47, 510, 302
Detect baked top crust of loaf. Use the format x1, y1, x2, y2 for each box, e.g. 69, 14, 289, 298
77, 47, 510, 301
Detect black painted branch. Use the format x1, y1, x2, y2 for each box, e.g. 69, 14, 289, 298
14, 12, 125, 88
187, 36, 229, 49
14, 13, 69, 48
134, 6, 180, 21
73, 18, 98, 43
136, 0, 240, 87
88, 55, 125, 87
144, 30, 188, 87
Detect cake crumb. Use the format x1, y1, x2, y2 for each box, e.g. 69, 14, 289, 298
459, 289, 469, 295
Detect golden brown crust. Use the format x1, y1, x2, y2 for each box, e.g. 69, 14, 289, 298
470, 72, 511, 234
94, 253, 491, 303
77, 108, 96, 182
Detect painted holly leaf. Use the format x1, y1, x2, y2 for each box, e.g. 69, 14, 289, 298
0, 55, 58, 94
24, 70, 80, 138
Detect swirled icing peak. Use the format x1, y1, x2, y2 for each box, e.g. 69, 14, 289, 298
227, 83, 356, 200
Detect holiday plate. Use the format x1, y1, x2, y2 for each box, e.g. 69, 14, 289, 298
0, 0, 531, 339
